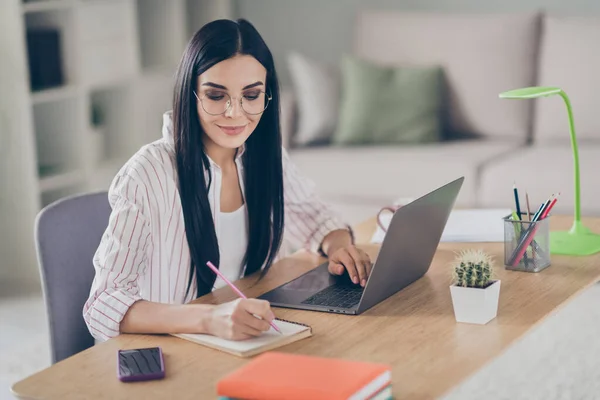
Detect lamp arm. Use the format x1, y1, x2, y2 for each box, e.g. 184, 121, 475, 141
558, 90, 581, 223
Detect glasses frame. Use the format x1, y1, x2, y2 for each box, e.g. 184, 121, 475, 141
193, 89, 273, 116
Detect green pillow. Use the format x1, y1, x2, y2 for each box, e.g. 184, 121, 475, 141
333, 56, 444, 145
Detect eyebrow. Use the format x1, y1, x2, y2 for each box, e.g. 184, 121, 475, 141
201, 81, 264, 90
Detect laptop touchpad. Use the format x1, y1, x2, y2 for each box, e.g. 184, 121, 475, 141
280, 262, 334, 292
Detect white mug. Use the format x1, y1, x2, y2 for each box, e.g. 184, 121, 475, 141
376, 197, 415, 233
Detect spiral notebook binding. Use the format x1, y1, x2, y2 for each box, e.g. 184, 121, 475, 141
274, 318, 311, 329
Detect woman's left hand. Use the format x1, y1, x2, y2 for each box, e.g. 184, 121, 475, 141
327, 245, 372, 287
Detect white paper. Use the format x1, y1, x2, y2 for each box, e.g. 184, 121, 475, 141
371, 208, 511, 244
173, 319, 309, 353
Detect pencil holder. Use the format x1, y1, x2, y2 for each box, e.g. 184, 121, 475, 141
503, 213, 551, 273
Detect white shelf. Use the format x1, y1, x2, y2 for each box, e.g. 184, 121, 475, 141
98, 156, 127, 171
39, 169, 84, 192
25, 6, 79, 87
2, 0, 234, 287
83, 74, 136, 92
78, 1, 140, 87
33, 97, 83, 180
30, 84, 79, 104
86, 156, 127, 191
22, 0, 76, 13
40, 181, 85, 207
89, 85, 135, 161
137, 0, 186, 71
131, 72, 174, 145
140, 65, 177, 80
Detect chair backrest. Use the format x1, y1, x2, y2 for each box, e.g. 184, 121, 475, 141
34, 191, 110, 364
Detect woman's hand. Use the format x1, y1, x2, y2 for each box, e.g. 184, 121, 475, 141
327, 245, 372, 287
321, 229, 372, 287
205, 298, 275, 340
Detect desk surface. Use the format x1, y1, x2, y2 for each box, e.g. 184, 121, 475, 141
12, 215, 600, 400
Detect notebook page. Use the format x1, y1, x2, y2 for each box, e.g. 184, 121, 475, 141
173, 319, 309, 353
372, 208, 511, 244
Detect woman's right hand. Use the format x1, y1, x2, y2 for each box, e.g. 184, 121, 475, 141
206, 298, 275, 340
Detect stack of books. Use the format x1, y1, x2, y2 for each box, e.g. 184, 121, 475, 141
217, 352, 392, 400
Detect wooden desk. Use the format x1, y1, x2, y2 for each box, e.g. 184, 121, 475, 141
12, 215, 600, 400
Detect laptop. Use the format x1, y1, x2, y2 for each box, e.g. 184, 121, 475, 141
258, 176, 464, 315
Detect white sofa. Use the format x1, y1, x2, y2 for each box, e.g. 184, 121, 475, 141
281, 11, 600, 225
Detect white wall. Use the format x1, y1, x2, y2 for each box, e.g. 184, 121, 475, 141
235, 0, 600, 85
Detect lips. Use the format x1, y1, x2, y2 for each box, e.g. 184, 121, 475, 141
217, 124, 247, 136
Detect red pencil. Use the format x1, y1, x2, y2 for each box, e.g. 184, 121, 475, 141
541, 192, 560, 219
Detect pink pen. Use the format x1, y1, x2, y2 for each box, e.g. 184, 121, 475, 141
206, 261, 282, 334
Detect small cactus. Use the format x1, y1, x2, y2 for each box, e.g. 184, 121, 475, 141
452, 249, 495, 289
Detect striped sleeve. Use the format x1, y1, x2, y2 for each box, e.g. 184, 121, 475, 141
282, 147, 353, 253
83, 173, 151, 341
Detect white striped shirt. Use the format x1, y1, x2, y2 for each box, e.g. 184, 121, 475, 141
83, 111, 349, 341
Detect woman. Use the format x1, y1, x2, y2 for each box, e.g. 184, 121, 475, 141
83, 19, 372, 342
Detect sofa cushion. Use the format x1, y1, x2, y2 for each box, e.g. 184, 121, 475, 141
288, 141, 518, 210
279, 87, 296, 149
354, 11, 540, 141
535, 15, 600, 143
479, 145, 600, 216
333, 55, 443, 145
287, 52, 339, 146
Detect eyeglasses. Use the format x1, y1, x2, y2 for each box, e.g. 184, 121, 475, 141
193, 89, 272, 116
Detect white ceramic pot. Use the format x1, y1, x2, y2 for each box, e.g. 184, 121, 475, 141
450, 280, 501, 325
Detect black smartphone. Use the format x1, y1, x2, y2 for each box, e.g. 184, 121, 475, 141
117, 347, 165, 382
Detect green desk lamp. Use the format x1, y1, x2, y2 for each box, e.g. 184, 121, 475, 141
499, 86, 600, 256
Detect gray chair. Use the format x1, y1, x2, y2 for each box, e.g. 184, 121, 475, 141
34, 191, 111, 364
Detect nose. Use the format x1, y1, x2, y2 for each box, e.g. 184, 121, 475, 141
225, 97, 243, 118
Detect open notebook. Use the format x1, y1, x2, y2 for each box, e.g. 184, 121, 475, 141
171, 318, 312, 358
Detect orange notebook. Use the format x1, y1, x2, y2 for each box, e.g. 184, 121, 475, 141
216, 352, 392, 400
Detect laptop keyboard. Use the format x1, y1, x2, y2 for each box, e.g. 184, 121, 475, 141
301, 285, 364, 309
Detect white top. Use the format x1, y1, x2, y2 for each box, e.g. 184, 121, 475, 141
214, 204, 248, 289
83, 111, 350, 341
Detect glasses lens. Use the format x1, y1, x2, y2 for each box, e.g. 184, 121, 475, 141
241, 90, 270, 115
201, 91, 231, 115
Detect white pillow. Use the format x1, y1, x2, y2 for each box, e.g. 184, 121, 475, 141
287, 52, 339, 146
279, 88, 295, 149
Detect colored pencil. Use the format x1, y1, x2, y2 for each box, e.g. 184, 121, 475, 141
206, 261, 282, 334
513, 183, 522, 220
509, 193, 560, 266
541, 193, 560, 219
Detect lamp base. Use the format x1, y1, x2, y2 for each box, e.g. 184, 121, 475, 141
550, 220, 600, 256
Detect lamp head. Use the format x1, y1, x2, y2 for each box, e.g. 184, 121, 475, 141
499, 86, 562, 99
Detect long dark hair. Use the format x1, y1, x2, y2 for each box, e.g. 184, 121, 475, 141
173, 19, 284, 298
